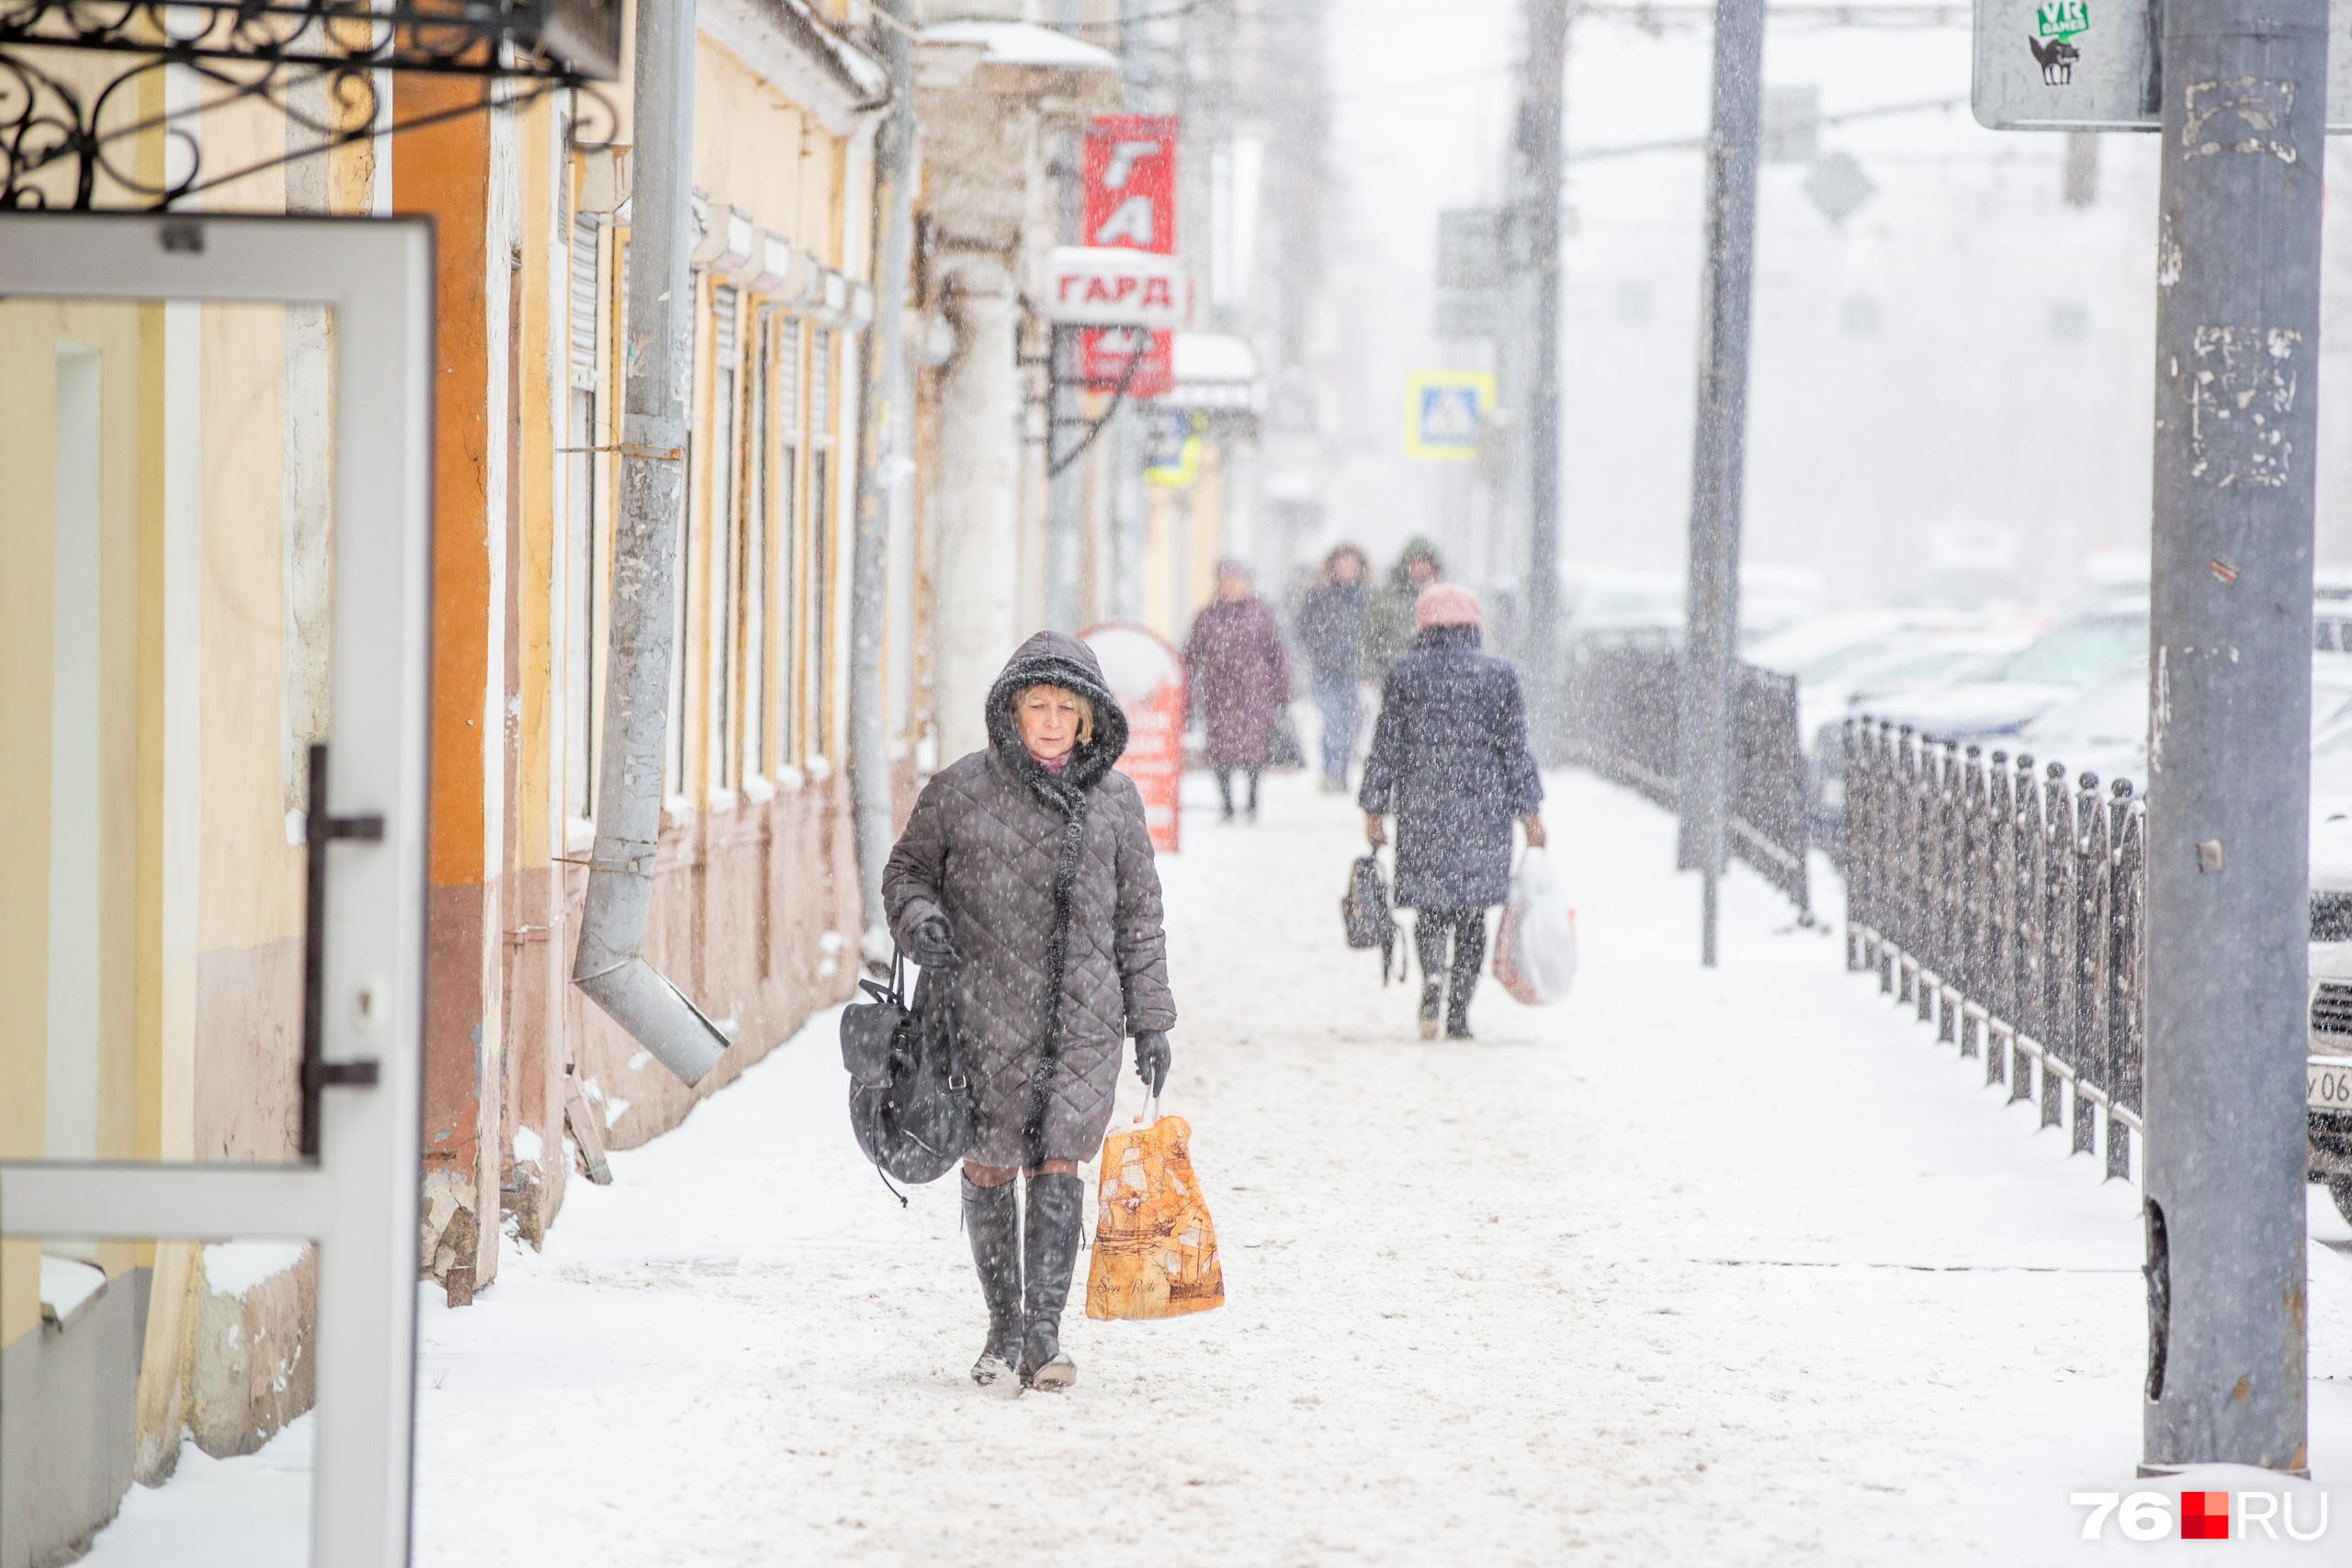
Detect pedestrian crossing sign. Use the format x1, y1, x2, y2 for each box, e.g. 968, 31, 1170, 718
1404, 371, 1494, 462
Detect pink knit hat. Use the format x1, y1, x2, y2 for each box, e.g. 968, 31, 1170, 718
1415, 581, 1483, 628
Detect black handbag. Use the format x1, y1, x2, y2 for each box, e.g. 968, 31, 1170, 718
1341, 852, 1396, 984
841, 951, 975, 1194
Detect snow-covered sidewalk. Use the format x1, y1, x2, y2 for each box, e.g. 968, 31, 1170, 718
413, 767, 2352, 1565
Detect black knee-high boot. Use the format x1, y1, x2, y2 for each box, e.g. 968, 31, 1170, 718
963, 1176, 1023, 1385
1447, 911, 1487, 1038
1020, 1172, 1084, 1390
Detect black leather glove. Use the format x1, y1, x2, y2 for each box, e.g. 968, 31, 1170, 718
1134, 1030, 1171, 1097
909, 915, 960, 971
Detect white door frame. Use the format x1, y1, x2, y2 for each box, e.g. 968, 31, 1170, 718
0, 210, 434, 1568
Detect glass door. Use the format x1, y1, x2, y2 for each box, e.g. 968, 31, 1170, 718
0, 211, 433, 1568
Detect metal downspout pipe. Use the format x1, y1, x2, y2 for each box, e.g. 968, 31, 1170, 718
570, 0, 729, 1085
849, 0, 916, 971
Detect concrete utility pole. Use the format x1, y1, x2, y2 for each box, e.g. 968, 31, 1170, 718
850, 0, 917, 968
1046, 123, 1084, 634
571, 0, 729, 1084
2140, 0, 2324, 1472
1674, 0, 1764, 967
1518, 0, 1569, 737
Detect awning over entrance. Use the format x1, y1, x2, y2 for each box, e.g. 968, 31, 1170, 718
1164, 331, 1263, 414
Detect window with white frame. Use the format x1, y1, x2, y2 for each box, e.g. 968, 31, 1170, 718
807, 325, 834, 761
775, 315, 802, 764
708, 284, 741, 796
564, 211, 602, 824
741, 305, 771, 783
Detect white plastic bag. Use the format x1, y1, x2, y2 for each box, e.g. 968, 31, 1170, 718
1493, 848, 1578, 1005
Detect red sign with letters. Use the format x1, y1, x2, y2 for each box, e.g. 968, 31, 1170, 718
1082, 115, 1178, 254
1081, 115, 1179, 400
1077, 326, 1173, 397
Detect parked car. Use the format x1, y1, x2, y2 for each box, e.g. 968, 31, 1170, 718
1855, 600, 2149, 744
1811, 604, 2146, 851
1558, 562, 1828, 655
1747, 609, 1985, 681
2011, 654, 2352, 801
2308, 715, 2352, 1217
1803, 626, 2038, 759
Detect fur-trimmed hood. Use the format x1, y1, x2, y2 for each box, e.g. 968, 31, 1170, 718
983, 630, 1130, 799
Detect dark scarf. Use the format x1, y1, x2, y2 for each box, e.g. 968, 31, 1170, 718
1415, 623, 1482, 651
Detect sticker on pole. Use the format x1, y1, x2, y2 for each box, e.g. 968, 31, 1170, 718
1973, 0, 2352, 130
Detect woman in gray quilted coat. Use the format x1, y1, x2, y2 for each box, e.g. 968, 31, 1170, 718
883, 631, 1178, 1392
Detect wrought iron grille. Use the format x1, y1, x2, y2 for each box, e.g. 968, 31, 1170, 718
1841, 717, 2144, 1179
1560, 643, 1814, 919
1, 0, 618, 209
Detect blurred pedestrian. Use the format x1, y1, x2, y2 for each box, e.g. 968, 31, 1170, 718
1184, 558, 1293, 821
1361, 536, 1443, 684
1359, 583, 1545, 1040
883, 632, 1177, 1391
1294, 544, 1372, 792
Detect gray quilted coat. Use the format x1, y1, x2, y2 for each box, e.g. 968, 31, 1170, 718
883, 632, 1179, 1167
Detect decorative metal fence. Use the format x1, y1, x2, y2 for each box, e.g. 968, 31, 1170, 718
1561, 644, 1812, 919
1840, 717, 2144, 1179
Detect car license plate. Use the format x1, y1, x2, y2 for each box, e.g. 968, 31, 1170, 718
2311, 1056, 2352, 1111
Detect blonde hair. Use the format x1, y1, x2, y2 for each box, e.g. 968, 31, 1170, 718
1013, 683, 1094, 745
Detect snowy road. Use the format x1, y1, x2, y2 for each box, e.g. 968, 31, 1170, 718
413, 768, 2352, 1564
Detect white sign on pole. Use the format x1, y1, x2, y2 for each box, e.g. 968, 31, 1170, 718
1035, 246, 1193, 328
1973, 0, 2352, 130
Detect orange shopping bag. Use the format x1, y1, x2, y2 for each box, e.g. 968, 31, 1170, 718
1086, 1099, 1225, 1320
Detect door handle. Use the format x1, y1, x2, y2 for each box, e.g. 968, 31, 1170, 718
301, 742, 383, 1158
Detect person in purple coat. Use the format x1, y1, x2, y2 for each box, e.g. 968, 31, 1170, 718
1183, 558, 1294, 821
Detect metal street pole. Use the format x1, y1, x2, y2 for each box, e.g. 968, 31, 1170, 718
2140, 0, 2324, 1472
1046, 126, 1084, 633
1519, 0, 1568, 740
1675, 0, 1764, 967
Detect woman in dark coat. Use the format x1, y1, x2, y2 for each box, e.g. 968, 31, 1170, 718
1358, 584, 1545, 1040
1183, 558, 1293, 821
883, 631, 1179, 1391
1293, 544, 1372, 792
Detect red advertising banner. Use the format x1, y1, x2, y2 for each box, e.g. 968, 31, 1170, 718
1082, 115, 1179, 402
1077, 327, 1174, 398
1082, 115, 1179, 254
1081, 622, 1186, 854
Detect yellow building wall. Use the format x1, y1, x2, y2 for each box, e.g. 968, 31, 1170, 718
695, 38, 808, 244
517, 98, 559, 874
1143, 438, 1231, 646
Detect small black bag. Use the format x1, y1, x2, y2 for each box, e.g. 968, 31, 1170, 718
841, 951, 975, 1190
1342, 852, 1396, 984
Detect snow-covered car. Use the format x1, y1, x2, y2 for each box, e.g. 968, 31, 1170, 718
2018, 655, 2352, 803
2009, 660, 2151, 794
1560, 566, 1684, 652
2253, 697, 2352, 1220
1810, 604, 2146, 851
1747, 609, 1988, 682
1560, 562, 1829, 655
1855, 601, 2148, 746
1804, 627, 2039, 757
2312, 722, 2352, 1214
